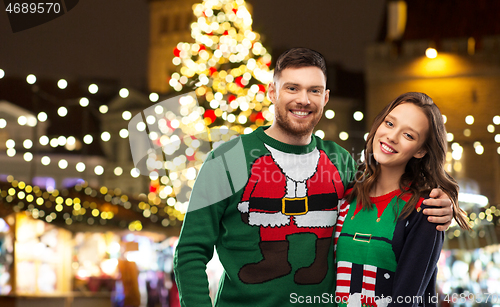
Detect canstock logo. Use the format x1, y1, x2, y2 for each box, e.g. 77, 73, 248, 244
128, 92, 248, 210
4, 0, 79, 33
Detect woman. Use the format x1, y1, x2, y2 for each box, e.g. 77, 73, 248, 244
334, 92, 469, 307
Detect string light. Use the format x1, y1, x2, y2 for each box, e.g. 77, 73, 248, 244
88, 84, 98, 94
41, 156, 51, 165
339, 132, 349, 141
79, 97, 89, 107
94, 165, 104, 175
149, 93, 159, 102
83, 134, 93, 144
76, 162, 86, 172
26, 74, 36, 84
39, 136, 49, 146
58, 159, 68, 169
119, 88, 129, 98
57, 79, 68, 89
425, 48, 437, 59
325, 110, 335, 119
122, 111, 132, 120
58, 106, 68, 117
315, 130, 325, 139
353, 111, 364, 121
101, 131, 111, 142
18, 116, 27, 125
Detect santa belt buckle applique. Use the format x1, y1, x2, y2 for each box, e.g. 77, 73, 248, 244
281, 197, 308, 215
353, 233, 372, 243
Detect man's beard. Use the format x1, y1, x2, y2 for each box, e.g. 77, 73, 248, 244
274, 107, 322, 138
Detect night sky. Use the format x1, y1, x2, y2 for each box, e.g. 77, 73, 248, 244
0, 0, 386, 88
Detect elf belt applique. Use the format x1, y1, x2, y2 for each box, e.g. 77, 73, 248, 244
340, 232, 392, 244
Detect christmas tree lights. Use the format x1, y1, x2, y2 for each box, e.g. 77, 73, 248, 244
170, 0, 274, 134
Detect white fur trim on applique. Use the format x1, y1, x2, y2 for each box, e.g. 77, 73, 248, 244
346, 293, 363, 307
294, 210, 337, 227
284, 180, 307, 198
237, 201, 249, 213
375, 296, 391, 307
264, 144, 320, 182
346, 293, 390, 307
248, 211, 290, 227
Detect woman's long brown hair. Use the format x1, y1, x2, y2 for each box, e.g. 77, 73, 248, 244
346, 92, 470, 229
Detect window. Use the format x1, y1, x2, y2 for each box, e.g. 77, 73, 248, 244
62, 178, 85, 188
32, 177, 56, 191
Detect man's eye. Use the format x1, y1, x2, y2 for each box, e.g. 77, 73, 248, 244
287, 87, 296, 91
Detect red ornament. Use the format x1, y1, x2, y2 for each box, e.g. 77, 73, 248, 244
223, 30, 228, 35
149, 185, 158, 193
232, 8, 237, 14
258, 84, 266, 93
228, 95, 236, 102
199, 45, 206, 51
256, 112, 265, 121
204, 109, 217, 123
209, 67, 217, 76
235, 76, 244, 87
173, 47, 181, 57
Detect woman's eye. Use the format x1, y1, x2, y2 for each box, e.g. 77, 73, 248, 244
385, 121, 393, 127
404, 133, 414, 140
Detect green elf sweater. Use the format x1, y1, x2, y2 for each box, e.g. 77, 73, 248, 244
174, 126, 356, 306
334, 189, 444, 307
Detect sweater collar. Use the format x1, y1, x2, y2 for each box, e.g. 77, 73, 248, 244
255, 126, 317, 154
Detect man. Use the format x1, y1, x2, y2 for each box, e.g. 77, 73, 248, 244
174, 48, 453, 306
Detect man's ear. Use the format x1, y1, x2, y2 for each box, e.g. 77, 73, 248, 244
324, 89, 330, 107
414, 148, 427, 159
268, 82, 277, 103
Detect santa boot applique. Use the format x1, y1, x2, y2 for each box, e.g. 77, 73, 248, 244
294, 237, 331, 284
238, 240, 292, 284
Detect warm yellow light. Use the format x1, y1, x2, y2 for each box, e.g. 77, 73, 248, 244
425, 48, 437, 59
339, 132, 349, 141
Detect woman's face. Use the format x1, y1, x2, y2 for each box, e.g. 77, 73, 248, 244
372, 103, 429, 172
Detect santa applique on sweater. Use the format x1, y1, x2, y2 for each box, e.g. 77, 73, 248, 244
237, 144, 345, 285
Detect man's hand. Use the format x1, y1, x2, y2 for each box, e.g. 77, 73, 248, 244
422, 188, 453, 231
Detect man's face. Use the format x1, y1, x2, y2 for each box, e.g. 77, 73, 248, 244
269, 66, 329, 138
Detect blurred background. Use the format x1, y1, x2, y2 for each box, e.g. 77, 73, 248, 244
0, 0, 500, 306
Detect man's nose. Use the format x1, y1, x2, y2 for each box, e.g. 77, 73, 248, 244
296, 90, 310, 105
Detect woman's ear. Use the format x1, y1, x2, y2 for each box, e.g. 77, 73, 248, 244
414, 148, 427, 159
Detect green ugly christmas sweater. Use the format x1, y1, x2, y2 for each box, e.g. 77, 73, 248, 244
335, 189, 444, 307
174, 126, 356, 306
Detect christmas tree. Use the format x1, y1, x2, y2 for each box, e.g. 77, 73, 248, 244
170, 0, 274, 135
